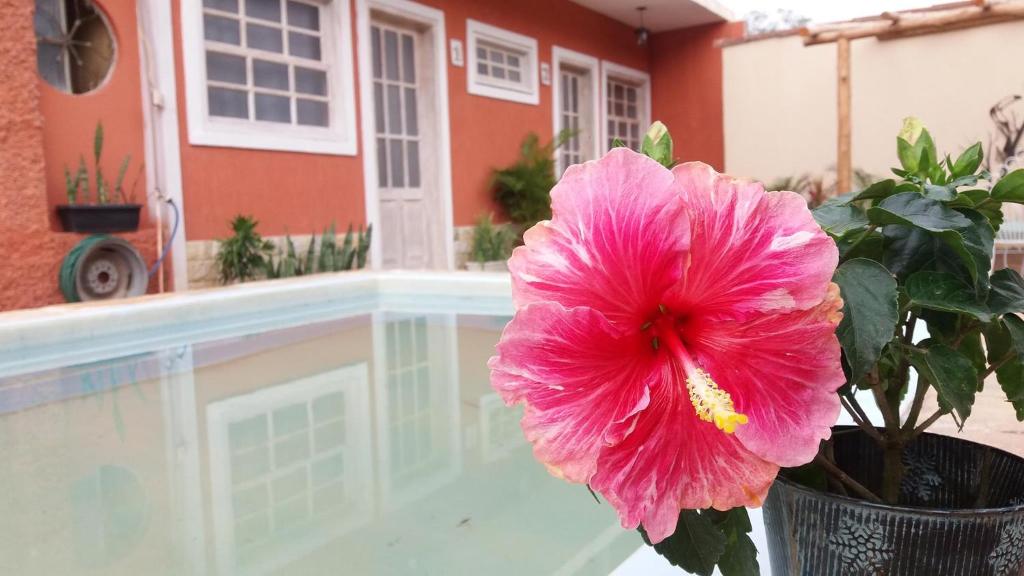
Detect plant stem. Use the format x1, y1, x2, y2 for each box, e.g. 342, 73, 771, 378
814, 453, 883, 503
840, 395, 884, 443
871, 383, 899, 435
980, 352, 1014, 381
881, 441, 904, 504
909, 409, 946, 438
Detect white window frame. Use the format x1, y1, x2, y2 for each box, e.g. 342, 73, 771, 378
600, 60, 651, 152
466, 19, 538, 105
551, 46, 600, 175
181, 0, 359, 155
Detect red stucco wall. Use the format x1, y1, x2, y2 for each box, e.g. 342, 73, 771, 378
173, 0, 648, 240
650, 22, 745, 171
0, 0, 157, 311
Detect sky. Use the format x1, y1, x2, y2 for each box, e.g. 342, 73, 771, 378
721, 0, 944, 24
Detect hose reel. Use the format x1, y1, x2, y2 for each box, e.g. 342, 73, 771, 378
60, 235, 148, 302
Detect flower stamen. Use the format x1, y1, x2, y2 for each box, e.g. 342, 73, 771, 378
685, 368, 749, 434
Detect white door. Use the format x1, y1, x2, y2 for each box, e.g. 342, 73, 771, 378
557, 67, 589, 175
371, 20, 438, 269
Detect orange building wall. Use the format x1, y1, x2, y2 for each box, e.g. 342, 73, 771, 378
173, 0, 648, 240
649, 22, 744, 171
0, 0, 157, 311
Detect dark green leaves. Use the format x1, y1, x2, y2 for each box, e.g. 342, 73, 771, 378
867, 192, 971, 230
906, 271, 991, 322
991, 169, 1024, 203
640, 510, 726, 576
706, 508, 759, 576
984, 315, 1024, 421
988, 269, 1024, 316
813, 204, 868, 236
834, 259, 899, 382
908, 343, 978, 427
851, 179, 895, 202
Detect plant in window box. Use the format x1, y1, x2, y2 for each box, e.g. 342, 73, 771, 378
489, 120, 1024, 576
56, 122, 143, 233
466, 213, 512, 272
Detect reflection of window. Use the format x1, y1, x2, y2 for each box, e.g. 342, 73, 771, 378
207, 364, 371, 575
181, 0, 358, 154
34, 0, 116, 94
373, 313, 461, 510
479, 393, 525, 463
466, 19, 538, 105
601, 62, 650, 152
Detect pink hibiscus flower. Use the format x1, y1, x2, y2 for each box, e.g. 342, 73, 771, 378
488, 148, 845, 543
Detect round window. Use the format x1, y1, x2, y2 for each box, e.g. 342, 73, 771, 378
34, 0, 116, 94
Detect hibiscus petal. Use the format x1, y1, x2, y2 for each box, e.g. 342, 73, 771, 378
590, 366, 779, 543
668, 162, 838, 319
489, 302, 658, 483
510, 149, 689, 327
687, 284, 845, 467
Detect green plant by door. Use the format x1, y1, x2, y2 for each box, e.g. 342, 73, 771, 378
492, 130, 572, 229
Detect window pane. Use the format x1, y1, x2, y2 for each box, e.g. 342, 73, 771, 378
37, 43, 67, 92
614, 83, 624, 99
255, 93, 291, 123
389, 139, 405, 187
247, 23, 283, 53
204, 14, 241, 44
626, 104, 637, 118
294, 67, 327, 95
377, 138, 388, 187
407, 141, 420, 188
297, 99, 329, 126
507, 54, 520, 68
475, 46, 487, 60
253, 59, 289, 90
508, 69, 521, 83
571, 78, 578, 110
246, 0, 281, 22
401, 34, 415, 83
371, 27, 382, 79
476, 62, 488, 76
614, 101, 624, 116
209, 87, 248, 118
627, 87, 637, 102
490, 50, 504, 65
384, 30, 399, 81
492, 66, 506, 80
373, 83, 385, 133
289, 32, 321, 60
386, 85, 402, 135
287, 1, 319, 30
207, 51, 247, 84
404, 88, 418, 136
204, 0, 239, 12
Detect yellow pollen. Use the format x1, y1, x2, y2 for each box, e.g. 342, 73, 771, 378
685, 368, 749, 434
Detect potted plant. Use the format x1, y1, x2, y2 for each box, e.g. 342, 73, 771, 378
492, 130, 572, 232
466, 213, 512, 272
487, 121, 1024, 576
56, 122, 142, 233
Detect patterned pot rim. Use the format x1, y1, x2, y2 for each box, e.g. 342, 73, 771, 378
774, 428, 1024, 517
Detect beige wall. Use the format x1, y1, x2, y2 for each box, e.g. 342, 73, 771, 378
723, 20, 1024, 185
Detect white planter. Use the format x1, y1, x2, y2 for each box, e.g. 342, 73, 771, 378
483, 261, 508, 272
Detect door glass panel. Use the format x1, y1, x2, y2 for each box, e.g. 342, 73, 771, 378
384, 30, 399, 81
389, 140, 405, 187
404, 88, 418, 136
401, 35, 415, 83
407, 141, 420, 188
386, 85, 402, 135
376, 137, 388, 187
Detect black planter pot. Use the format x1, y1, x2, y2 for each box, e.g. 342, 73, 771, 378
56, 204, 142, 233
764, 428, 1024, 576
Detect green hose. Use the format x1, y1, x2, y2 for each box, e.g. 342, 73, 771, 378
60, 235, 111, 303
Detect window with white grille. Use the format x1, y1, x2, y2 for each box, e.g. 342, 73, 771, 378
182, 0, 358, 155
601, 62, 650, 153
466, 20, 538, 105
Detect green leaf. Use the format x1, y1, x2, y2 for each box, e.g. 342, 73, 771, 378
882, 226, 935, 279
851, 179, 895, 202
951, 142, 983, 178
705, 508, 759, 576
640, 121, 674, 168
868, 192, 971, 230
813, 204, 868, 236
923, 183, 957, 201
906, 271, 991, 322
834, 259, 899, 383
991, 169, 1024, 203
640, 510, 726, 576
908, 343, 978, 427
988, 269, 1024, 316
984, 315, 1024, 421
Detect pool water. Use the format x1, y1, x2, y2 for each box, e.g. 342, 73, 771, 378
0, 303, 642, 575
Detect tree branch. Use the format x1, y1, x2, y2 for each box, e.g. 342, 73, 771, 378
909, 409, 946, 438
841, 395, 884, 443
814, 454, 883, 503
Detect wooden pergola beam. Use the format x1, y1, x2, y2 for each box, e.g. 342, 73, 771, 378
836, 37, 852, 194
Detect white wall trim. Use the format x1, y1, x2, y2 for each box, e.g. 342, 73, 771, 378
356, 0, 454, 270
138, 0, 189, 293
466, 19, 539, 106
599, 60, 652, 151
551, 46, 601, 174
179, 0, 359, 155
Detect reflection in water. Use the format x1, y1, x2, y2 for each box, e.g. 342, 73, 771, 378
0, 309, 639, 575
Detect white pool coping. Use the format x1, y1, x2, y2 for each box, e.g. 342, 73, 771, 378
0, 271, 512, 378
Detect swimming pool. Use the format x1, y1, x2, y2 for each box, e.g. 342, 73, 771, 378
0, 272, 657, 575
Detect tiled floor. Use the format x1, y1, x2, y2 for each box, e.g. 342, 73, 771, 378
924, 375, 1023, 457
